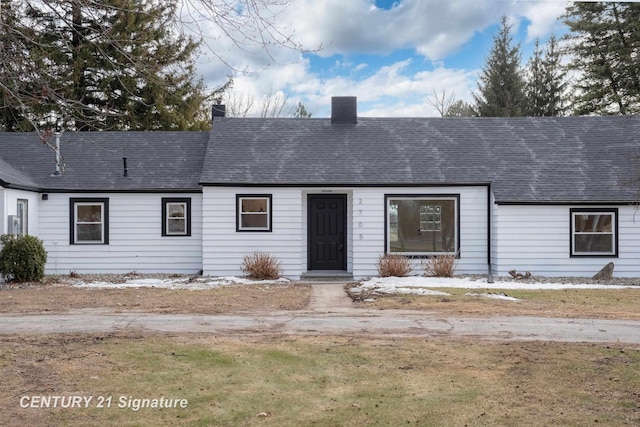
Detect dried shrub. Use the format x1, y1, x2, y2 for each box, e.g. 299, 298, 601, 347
241, 251, 283, 280
423, 253, 458, 278
376, 254, 412, 277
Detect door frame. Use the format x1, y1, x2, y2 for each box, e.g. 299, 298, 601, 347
307, 194, 348, 271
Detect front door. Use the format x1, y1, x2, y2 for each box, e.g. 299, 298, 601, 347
308, 195, 347, 271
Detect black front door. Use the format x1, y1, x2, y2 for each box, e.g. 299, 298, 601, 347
308, 195, 347, 271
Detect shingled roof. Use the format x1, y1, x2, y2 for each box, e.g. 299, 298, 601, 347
201, 115, 640, 203
0, 157, 40, 190
0, 132, 209, 191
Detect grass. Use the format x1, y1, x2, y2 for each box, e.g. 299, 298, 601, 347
0, 283, 312, 314
2, 333, 639, 426
347, 286, 640, 319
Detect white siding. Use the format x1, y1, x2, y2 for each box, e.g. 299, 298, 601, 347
352, 187, 489, 279
1, 189, 40, 236
0, 187, 5, 235
493, 204, 640, 277
202, 186, 490, 280
39, 193, 202, 274
202, 187, 303, 279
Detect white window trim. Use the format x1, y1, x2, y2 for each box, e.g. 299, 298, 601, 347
237, 195, 272, 232
166, 201, 188, 236
571, 210, 617, 257
74, 202, 105, 244
17, 199, 28, 235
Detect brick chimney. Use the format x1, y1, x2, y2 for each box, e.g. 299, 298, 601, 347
331, 96, 357, 124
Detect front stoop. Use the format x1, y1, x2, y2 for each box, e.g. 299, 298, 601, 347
300, 271, 354, 282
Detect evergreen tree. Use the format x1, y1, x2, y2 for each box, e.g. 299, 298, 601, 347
474, 16, 527, 117
293, 102, 312, 118
443, 100, 476, 117
1, 0, 302, 132
1, 0, 212, 131
525, 35, 568, 116
564, 2, 640, 115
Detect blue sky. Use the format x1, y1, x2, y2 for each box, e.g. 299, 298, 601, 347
196, 0, 572, 117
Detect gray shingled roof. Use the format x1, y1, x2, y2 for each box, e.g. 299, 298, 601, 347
0, 132, 209, 191
0, 157, 40, 190
201, 116, 640, 203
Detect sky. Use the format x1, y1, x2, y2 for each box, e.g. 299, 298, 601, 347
194, 0, 574, 118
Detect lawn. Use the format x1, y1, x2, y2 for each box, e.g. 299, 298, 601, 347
2, 333, 639, 426
347, 286, 640, 319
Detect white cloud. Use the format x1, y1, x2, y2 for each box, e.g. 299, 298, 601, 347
193, 0, 568, 117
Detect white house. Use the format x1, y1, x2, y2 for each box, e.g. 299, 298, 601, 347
1, 97, 639, 279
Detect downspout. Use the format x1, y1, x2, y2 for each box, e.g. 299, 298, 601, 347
487, 183, 494, 283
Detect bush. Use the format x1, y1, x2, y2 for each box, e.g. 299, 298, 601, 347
241, 251, 283, 280
376, 254, 412, 277
0, 234, 48, 282
423, 252, 458, 278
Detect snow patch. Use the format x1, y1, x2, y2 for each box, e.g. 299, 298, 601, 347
358, 276, 635, 291
466, 292, 521, 302
72, 276, 290, 290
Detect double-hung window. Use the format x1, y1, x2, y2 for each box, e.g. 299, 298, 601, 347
570, 208, 618, 257
162, 198, 191, 236
237, 195, 272, 231
70, 198, 109, 244
386, 195, 459, 255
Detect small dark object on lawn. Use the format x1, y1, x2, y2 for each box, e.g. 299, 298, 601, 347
508, 270, 531, 280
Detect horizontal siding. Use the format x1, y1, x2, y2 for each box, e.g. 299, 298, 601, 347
1, 189, 40, 236
203, 186, 489, 280
493, 205, 640, 277
39, 193, 202, 274
352, 187, 489, 279
0, 188, 4, 234
202, 187, 303, 278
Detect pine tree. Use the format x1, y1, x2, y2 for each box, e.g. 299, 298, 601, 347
525, 35, 568, 116
564, 2, 640, 115
293, 102, 312, 118
443, 100, 476, 117
4, 0, 211, 131
474, 16, 527, 117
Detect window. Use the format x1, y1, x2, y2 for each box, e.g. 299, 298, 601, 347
570, 208, 618, 257
16, 199, 28, 235
70, 198, 109, 244
386, 195, 458, 255
237, 195, 272, 231
162, 198, 191, 236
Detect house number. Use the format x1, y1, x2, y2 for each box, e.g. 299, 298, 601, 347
358, 222, 363, 227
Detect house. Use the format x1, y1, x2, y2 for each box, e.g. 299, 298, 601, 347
1, 97, 639, 279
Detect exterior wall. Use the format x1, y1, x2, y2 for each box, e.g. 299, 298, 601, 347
492, 204, 640, 277
351, 186, 489, 279
1, 188, 40, 236
0, 187, 4, 235
202, 187, 303, 279
202, 186, 490, 280
39, 192, 202, 274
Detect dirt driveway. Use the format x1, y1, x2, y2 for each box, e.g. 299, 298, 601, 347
1, 280, 640, 343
